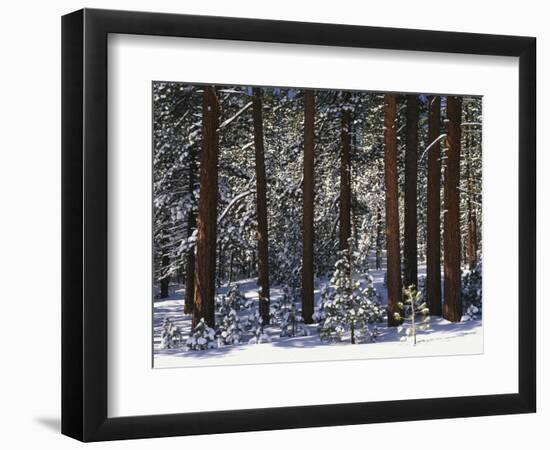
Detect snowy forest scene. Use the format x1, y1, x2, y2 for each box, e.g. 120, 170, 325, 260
152, 82, 483, 368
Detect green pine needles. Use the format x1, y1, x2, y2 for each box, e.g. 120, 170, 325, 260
318, 240, 385, 344
395, 285, 430, 345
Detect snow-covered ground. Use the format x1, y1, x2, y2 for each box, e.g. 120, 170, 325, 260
153, 266, 483, 368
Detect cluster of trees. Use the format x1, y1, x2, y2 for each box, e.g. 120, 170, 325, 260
153, 82, 482, 331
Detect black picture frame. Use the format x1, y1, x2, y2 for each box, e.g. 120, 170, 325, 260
62, 8, 536, 442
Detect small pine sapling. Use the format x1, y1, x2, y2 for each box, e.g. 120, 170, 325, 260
216, 309, 244, 346
461, 260, 482, 321
417, 275, 427, 297
216, 284, 247, 316
279, 286, 308, 337
395, 285, 430, 345
355, 274, 386, 343
160, 318, 182, 349
186, 318, 217, 351
316, 259, 346, 343
246, 307, 271, 344
319, 241, 385, 344
312, 285, 330, 324
228, 285, 248, 310
268, 295, 282, 324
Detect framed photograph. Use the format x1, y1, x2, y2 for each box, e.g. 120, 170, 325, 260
62, 8, 536, 442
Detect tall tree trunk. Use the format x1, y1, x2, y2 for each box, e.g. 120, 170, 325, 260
426, 96, 442, 316
252, 87, 271, 324
465, 133, 478, 270
228, 252, 234, 285
375, 207, 383, 270
218, 242, 224, 281
302, 89, 315, 324
160, 253, 170, 298
184, 148, 197, 314
470, 213, 478, 269
192, 86, 220, 328
404, 95, 419, 288
384, 94, 402, 327
339, 96, 352, 251
443, 96, 463, 322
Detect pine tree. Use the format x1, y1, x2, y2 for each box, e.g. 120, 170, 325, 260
217, 284, 248, 315
426, 95, 442, 316
384, 93, 402, 326
216, 309, 245, 346
404, 95, 419, 288
279, 286, 308, 337
184, 143, 197, 314
302, 88, 315, 324
319, 242, 385, 344
186, 318, 217, 350
443, 96, 463, 322
193, 86, 220, 328
461, 260, 482, 320
339, 93, 352, 251
395, 285, 430, 345
252, 87, 271, 324
160, 318, 182, 349
246, 304, 271, 344
152, 83, 483, 352
159, 253, 170, 299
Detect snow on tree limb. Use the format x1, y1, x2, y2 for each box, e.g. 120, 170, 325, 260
218, 101, 253, 130
217, 189, 256, 224
419, 133, 447, 161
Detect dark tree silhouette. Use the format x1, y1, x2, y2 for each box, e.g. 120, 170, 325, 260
426, 95, 442, 316
252, 87, 271, 324
465, 132, 478, 270
184, 145, 197, 314
443, 96, 463, 322
160, 253, 169, 299
302, 89, 315, 324
192, 86, 220, 328
339, 95, 352, 251
384, 93, 402, 326
404, 95, 419, 288
375, 207, 383, 270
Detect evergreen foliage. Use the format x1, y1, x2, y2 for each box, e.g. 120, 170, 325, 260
152, 82, 484, 353
186, 318, 217, 351
246, 304, 271, 344
278, 286, 308, 337
318, 242, 385, 344
216, 309, 245, 346
217, 284, 248, 316
462, 260, 482, 320
395, 285, 430, 345
160, 318, 182, 349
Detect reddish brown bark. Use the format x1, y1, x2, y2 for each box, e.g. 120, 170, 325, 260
302, 89, 315, 324
426, 96, 442, 316
252, 87, 271, 324
465, 133, 478, 270
375, 207, 383, 270
184, 147, 197, 315
160, 253, 169, 299
192, 86, 220, 328
384, 94, 402, 327
468, 211, 478, 270
443, 96, 463, 322
339, 97, 352, 251
404, 95, 419, 288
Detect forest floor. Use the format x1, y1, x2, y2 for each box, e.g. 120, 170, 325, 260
153, 265, 483, 368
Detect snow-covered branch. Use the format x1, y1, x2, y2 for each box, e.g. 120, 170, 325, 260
218, 101, 253, 130
217, 190, 256, 224
420, 134, 447, 161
